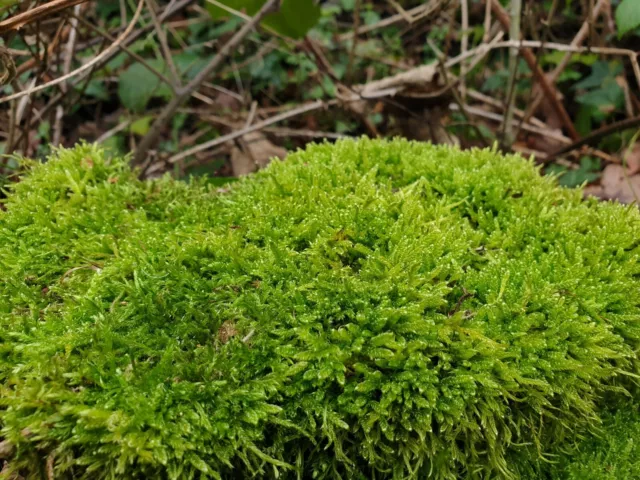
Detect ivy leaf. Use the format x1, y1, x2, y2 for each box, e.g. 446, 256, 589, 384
206, 0, 321, 39
546, 157, 601, 188
573, 61, 622, 90
616, 0, 640, 37
118, 61, 171, 113
119, 63, 160, 113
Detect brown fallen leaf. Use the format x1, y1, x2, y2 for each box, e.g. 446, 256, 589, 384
231, 132, 287, 176
217, 320, 238, 344
623, 143, 640, 175
582, 184, 605, 200
212, 91, 242, 112
600, 164, 640, 204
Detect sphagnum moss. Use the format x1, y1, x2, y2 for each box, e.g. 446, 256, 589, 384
0, 139, 639, 479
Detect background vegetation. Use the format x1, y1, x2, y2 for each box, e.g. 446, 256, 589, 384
0, 0, 639, 196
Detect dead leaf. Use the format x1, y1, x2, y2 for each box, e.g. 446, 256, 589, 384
0, 440, 14, 459
526, 130, 564, 154
231, 132, 287, 176
212, 91, 242, 112
582, 185, 605, 200
217, 320, 238, 344
600, 164, 640, 204
623, 143, 640, 175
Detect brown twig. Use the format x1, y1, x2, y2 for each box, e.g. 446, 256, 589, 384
72, 13, 175, 92
0, 0, 145, 105
522, 0, 608, 125
547, 115, 640, 162
488, 0, 580, 141
133, 0, 281, 167
502, 0, 522, 145
338, 0, 447, 41
0, 0, 88, 34
146, 0, 182, 86
168, 100, 329, 164
53, 3, 81, 146
346, 0, 362, 83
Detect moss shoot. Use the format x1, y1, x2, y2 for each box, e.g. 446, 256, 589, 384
1, 139, 639, 479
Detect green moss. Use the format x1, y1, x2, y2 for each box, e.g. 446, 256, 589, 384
1, 139, 639, 479
549, 405, 640, 480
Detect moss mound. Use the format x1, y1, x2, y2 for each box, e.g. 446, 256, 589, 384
550, 404, 640, 480
1, 139, 639, 479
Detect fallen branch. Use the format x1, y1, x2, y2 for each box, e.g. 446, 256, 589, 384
133, 0, 281, 166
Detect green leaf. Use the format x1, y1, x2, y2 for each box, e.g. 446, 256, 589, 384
573, 61, 622, 91
118, 61, 171, 113
616, 0, 640, 37
340, 0, 355, 11
575, 80, 624, 115
130, 116, 153, 136
83, 80, 110, 101
546, 156, 601, 188
206, 0, 321, 39
119, 63, 160, 113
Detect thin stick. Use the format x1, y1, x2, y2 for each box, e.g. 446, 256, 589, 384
523, 0, 607, 124
338, 0, 445, 41
489, 0, 580, 141
264, 127, 348, 140
168, 100, 327, 164
119, 0, 127, 26
450, 103, 571, 145
146, 0, 181, 86
483, 0, 492, 42
460, 0, 469, 101
346, 0, 362, 83
96, 120, 132, 143
133, 0, 280, 166
0, 0, 88, 34
503, 0, 521, 145
386, 0, 412, 23
447, 40, 639, 85
467, 89, 547, 128
72, 13, 175, 91
0, 0, 145, 105
547, 115, 640, 161
53, 4, 80, 146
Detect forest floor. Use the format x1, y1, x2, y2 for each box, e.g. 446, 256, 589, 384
0, 0, 639, 202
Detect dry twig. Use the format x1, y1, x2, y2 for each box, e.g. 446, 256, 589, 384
133, 0, 281, 167
169, 100, 329, 164
0, 0, 145, 105
522, 0, 609, 125
547, 115, 640, 161
488, 0, 580, 141
0, 0, 88, 34
338, 0, 447, 41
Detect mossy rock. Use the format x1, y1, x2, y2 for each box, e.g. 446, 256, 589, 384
1, 139, 639, 479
